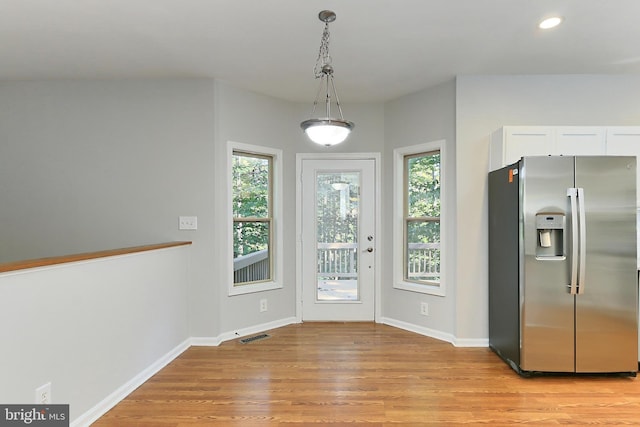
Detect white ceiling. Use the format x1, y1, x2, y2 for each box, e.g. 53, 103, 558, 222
2, 0, 640, 103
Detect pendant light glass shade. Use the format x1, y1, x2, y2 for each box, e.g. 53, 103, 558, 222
301, 11, 354, 146
301, 118, 354, 146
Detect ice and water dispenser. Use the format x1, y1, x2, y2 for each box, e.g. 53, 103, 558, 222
535, 213, 565, 259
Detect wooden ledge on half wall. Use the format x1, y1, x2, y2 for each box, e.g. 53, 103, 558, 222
0, 241, 193, 273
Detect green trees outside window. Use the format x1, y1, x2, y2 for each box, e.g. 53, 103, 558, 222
315, 173, 359, 245
405, 151, 441, 284
232, 151, 272, 285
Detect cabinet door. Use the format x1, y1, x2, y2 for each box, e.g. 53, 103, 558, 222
605, 127, 640, 156
503, 127, 554, 165
606, 127, 640, 208
555, 127, 605, 155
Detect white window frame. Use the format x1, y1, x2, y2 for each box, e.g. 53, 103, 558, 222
393, 140, 446, 296
227, 141, 283, 296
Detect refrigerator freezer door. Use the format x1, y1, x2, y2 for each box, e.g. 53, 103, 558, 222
574, 156, 638, 373
488, 164, 521, 367
521, 156, 576, 372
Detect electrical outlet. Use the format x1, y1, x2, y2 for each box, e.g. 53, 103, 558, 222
36, 382, 51, 404
179, 216, 198, 230
420, 302, 429, 316
260, 299, 268, 312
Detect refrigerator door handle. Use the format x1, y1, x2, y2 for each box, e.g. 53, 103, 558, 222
577, 187, 587, 294
567, 188, 579, 295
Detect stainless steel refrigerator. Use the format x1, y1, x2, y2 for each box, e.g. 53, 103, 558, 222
489, 156, 638, 375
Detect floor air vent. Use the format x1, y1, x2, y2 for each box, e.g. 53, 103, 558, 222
239, 333, 270, 344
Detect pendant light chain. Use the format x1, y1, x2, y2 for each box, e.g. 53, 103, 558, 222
309, 20, 345, 120
313, 22, 332, 78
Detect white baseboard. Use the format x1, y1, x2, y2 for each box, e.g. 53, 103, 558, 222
452, 337, 489, 347
190, 336, 222, 346
190, 317, 299, 347
380, 317, 456, 345
380, 317, 489, 348
71, 338, 191, 427
217, 317, 298, 344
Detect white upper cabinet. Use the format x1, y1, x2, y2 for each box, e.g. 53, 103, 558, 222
605, 127, 640, 212
490, 126, 627, 171
555, 127, 606, 156
605, 127, 640, 155
490, 127, 554, 171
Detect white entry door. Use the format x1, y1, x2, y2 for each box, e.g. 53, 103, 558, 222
300, 159, 376, 321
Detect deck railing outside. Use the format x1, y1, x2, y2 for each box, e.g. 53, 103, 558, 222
233, 249, 269, 283
233, 243, 440, 282
406, 242, 440, 281
316, 242, 440, 280
317, 243, 358, 279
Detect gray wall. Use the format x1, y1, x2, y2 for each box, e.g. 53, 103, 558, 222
455, 74, 640, 340
0, 79, 219, 337
382, 80, 457, 336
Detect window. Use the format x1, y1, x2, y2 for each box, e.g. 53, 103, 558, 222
393, 141, 445, 296
405, 151, 440, 284
232, 151, 272, 284
228, 142, 282, 295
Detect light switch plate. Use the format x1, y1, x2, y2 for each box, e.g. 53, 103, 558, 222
179, 216, 198, 230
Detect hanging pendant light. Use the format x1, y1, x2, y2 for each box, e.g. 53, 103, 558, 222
300, 10, 354, 147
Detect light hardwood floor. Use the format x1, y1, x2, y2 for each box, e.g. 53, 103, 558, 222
93, 322, 640, 426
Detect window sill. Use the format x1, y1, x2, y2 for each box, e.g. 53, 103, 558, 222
394, 280, 445, 297
229, 280, 282, 296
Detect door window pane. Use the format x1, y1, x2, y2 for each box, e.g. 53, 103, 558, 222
316, 172, 360, 301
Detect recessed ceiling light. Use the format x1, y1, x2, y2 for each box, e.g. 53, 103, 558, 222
539, 16, 563, 29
